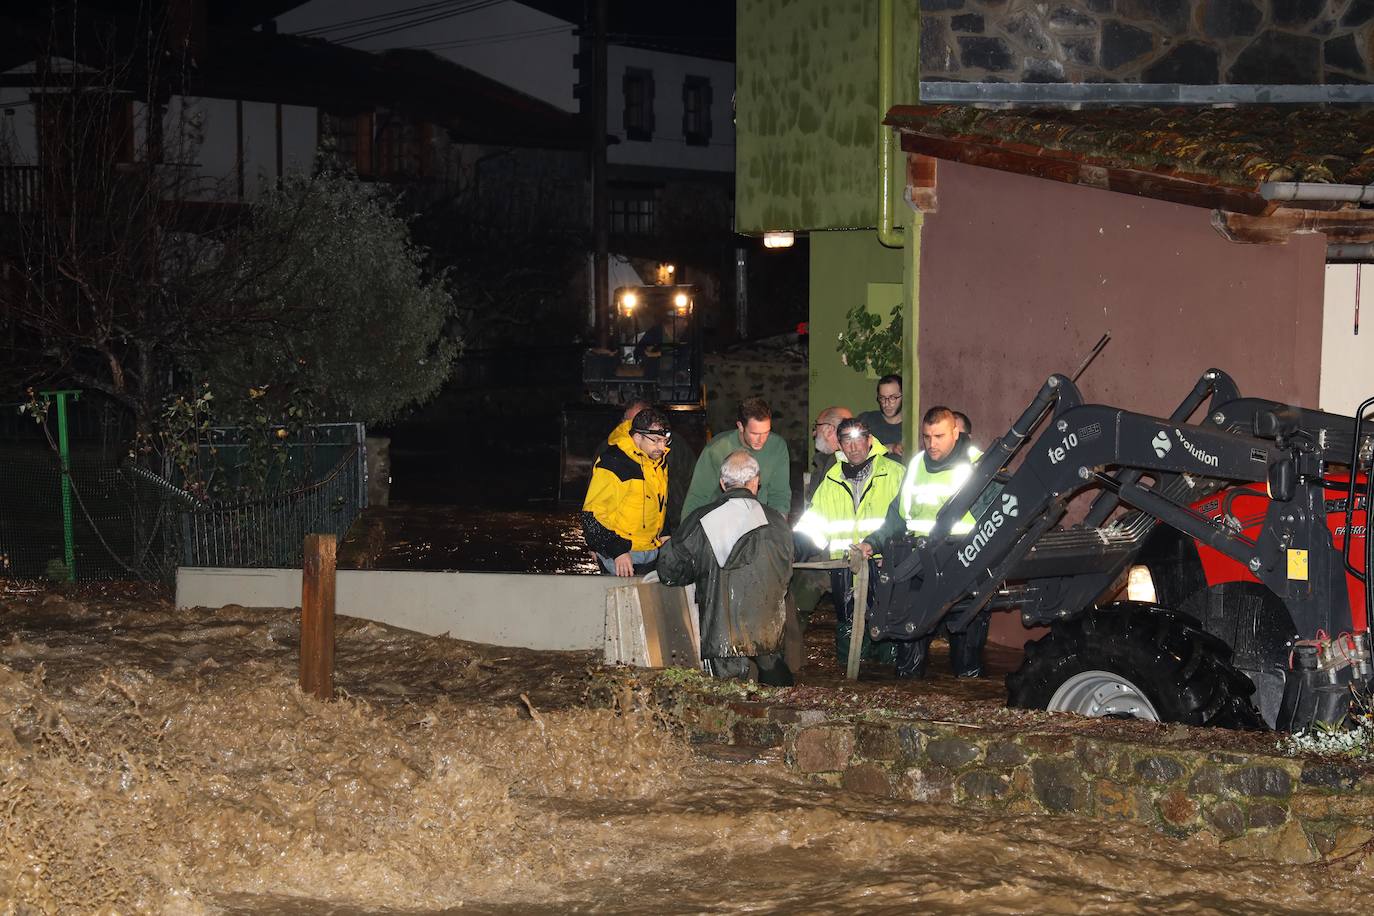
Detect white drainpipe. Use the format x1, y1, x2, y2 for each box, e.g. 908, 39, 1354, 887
1260, 182, 1374, 204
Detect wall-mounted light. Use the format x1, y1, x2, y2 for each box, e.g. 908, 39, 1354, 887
763, 231, 795, 249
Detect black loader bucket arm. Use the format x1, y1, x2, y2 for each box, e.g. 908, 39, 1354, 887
866, 370, 1351, 647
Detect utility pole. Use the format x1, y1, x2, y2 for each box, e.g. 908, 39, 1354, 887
591, 0, 609, 347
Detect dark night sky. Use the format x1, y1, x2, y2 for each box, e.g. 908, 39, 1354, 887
6, 1, 737, 60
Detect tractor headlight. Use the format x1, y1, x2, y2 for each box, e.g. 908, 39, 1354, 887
1126, 565, 1157, 604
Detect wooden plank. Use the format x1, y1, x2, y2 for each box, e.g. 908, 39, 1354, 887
1215, 208, 1374, 245
300, 533, 336, 700
898, 132, 1271, 216
846, 548, 868, 681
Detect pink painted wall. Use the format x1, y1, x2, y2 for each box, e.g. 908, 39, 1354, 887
917, 159, 1328, 647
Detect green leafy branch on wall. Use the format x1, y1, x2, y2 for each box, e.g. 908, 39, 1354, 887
836, 304, 902, 378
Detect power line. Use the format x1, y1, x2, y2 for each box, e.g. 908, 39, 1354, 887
396, 23, 573, 52
332, 0, 510, 45
295, 0, 484, 37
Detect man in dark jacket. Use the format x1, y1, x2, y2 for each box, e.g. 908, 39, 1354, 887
656, 449, 795, 684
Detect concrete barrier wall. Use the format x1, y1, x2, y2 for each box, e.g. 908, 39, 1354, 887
176, 567, 613, 651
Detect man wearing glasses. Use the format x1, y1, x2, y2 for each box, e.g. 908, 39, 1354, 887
581, 408, 672, 576
857, 374, 905, 460
806, 406, 853, 502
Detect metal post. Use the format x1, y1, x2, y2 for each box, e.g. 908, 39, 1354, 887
41, 389, 81, 582
591, 0, 609, 347
735, 245, 748, 339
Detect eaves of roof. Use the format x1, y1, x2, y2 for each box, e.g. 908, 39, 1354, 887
193, 32, 587, 150
885, 104, 1374, 217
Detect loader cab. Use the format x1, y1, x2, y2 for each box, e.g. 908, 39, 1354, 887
581, 283, 703, 408
561, 278, 708, 506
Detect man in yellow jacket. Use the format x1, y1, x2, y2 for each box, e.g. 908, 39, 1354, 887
794, 418, 904, 665
581, 409, 671, 576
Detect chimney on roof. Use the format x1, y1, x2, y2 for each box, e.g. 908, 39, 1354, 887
167, 0, 208, 65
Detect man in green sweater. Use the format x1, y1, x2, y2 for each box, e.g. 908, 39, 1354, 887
682, 397, 792, 520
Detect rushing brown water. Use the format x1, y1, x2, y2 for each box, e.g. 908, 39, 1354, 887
3, 584, 1372, 914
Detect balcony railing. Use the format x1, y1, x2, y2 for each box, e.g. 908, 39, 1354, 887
0, 165, 39, 214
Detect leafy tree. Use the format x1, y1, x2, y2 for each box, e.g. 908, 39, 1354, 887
836, 304, 903, 378
199, 173, 457, 428
0, 7, 455, 476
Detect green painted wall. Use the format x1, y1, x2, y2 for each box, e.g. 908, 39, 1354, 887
808, 230, 905, 430
736, 0, 920, 234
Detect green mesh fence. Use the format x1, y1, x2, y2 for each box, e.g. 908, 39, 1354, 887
0, 398, 367, 582
0, 442, 179, 581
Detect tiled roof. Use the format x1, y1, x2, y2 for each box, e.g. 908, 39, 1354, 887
886, 104, 1374, 190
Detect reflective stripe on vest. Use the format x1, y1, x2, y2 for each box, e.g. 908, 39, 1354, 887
900, 446, 982, 535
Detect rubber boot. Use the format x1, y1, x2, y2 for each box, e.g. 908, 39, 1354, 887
894, 636, 931, 678
755, 653, 795, 687
949, 612, 991, 678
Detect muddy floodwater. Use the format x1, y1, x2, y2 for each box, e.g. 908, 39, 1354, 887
3, 584, 1374, 914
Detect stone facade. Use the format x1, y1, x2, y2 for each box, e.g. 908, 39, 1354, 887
918, 0, 1374, 85
703, 347, 809, 478
592, 673, 1374, 865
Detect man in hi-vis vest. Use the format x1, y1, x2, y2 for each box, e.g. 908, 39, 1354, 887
793, 418, 904, 667
862, 406, 992, 678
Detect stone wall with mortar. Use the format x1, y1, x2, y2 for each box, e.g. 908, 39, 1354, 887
919, 0, 1374, 86
703, 350, 810, 482
594, 675, 1374, 865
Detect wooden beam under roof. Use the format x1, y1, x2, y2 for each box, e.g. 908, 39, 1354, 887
1212, 208, 1374, 245
897, 130, 1273, 217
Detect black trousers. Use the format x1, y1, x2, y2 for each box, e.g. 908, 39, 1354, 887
893, 611, 992, 679
830, 566, 922, 674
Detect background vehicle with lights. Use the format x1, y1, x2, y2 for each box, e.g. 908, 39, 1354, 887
863, 367, 1372, 732
558, 271, 707, 503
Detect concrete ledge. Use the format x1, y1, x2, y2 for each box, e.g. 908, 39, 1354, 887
592, 672, 1374, 865
176, 567, 615, 651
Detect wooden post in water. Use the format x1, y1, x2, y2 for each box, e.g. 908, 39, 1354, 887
300, 533, 336, 700
846, 547, 869, 681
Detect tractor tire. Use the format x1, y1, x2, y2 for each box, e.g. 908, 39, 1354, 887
1007, 602, 1264, 729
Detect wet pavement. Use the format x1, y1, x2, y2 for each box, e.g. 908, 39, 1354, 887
340, 505, 596, 574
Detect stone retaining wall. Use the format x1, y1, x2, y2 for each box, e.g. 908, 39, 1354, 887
600, 676, 1374, 865
918, 0, 1374, 87
703, 350, 809, 473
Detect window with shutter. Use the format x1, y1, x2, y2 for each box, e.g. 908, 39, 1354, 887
623, 67, 655, 141
682, 76, 712, 146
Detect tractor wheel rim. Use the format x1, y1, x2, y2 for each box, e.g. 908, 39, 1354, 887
1047, 670, 1161, 721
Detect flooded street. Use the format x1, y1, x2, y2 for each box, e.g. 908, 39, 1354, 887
340, 506, 597, 574
3, 583, 1374, 914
